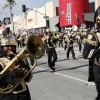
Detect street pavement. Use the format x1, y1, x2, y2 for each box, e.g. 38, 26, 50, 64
18, 44, 96, 100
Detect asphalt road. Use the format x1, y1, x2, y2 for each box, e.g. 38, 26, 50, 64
18, 44, 97, 100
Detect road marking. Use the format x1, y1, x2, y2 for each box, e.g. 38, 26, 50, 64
54, 72, 94, 85
36, 67, 95, 85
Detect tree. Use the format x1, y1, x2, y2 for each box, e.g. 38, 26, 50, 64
3, 0, 16, 33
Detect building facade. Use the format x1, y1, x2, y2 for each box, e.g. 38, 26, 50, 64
13, 1, 57, 34
13, 15, 24, 34
80, 0, 100, 28
59, 0, 90, 29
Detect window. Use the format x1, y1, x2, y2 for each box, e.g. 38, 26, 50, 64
68, 20, 71, 24
66, 2, 71, 24
78, 17, 81, 23
67, 2, 71, 14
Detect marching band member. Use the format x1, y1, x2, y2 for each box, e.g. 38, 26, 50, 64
42, 33, 49, 54
75, 32, 82, 53
64, 28, 77, 60
82, 11, 100, 100
63, 32, 68, 51
46, 32, 57, 72
17, 34, 22, 48
0, 27, 32, 100
66, 33, 76, 60
59, 34, 63, 48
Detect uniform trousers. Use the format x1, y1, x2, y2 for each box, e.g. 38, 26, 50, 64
66, 47, 75, 58
78, 42, 82, 52
47, 49, 57, 69
64, 41, 67, 50
95, 82, 100, 100
59, 40, 63, 47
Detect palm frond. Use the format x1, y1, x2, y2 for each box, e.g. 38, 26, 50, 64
6, 0, 15, 2
4, 0, 16, 9
3, 4, 9, 9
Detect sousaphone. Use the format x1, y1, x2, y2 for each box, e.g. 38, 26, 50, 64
0, 35, 45, 94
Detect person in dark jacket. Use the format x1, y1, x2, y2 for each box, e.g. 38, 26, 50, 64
82, 13, 100, 100
46, 32, 57, 72
0, 29, 32, 100
66, 35, 76, 60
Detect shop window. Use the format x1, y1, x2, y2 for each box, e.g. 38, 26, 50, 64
68, 20, 71, 24
78, 17, 81, 23
66, 2, 71, 22
67, 2, 71, 14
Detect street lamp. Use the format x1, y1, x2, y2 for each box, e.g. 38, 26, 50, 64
26, 8, 45, 15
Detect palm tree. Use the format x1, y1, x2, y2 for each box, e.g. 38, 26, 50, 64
3, 0, 16, 33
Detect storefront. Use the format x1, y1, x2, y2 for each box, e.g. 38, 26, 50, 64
59, 0, 90, 28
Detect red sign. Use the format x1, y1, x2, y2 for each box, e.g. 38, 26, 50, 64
28, 19, 32, 23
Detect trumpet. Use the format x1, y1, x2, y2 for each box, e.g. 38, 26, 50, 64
0, 35, 45, 94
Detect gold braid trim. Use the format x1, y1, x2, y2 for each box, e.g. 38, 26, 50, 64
82, 38, 97, 47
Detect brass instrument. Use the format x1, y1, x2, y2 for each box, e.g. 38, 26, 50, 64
42, 35, 48, 43
50, 36, 55, 48
71, 25, 78, 38
18, 36, 23, 41
63, 34, 70, 43
82, 32, 99, 47
63, 34, 70, 50
0, 35, 45, 94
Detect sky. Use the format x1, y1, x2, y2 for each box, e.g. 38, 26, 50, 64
0, 0, 94, 21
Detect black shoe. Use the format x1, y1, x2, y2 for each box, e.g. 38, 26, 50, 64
52, 67, 55, 72
73, 57, 77, 60
49, 68, 54, 72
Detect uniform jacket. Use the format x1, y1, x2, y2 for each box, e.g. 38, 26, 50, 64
46, 36, 55, 53
0, 55, 32, 100
82, 32, 100, 82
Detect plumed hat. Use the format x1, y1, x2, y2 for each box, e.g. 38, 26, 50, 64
94, 6, 100, 23
94, 6, 100, 28
0, 27, 16, 46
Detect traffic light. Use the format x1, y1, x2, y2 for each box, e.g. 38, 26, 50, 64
22, 5, 26, 12
46, 20, 50, 28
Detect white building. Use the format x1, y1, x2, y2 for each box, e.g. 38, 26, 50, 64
13, 1, 57, 33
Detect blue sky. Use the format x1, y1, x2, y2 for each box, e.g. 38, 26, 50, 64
0, 0, 94, 21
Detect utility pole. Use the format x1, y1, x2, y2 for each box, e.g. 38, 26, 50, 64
45, 0, 46, 16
